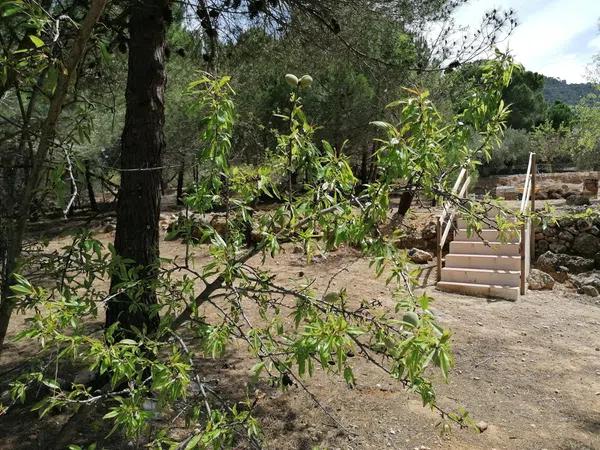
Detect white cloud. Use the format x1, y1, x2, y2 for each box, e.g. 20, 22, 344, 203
590, 34, 600, 50
453, 0, 600, 82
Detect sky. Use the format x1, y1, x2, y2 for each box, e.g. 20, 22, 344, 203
453, 0, 600, 83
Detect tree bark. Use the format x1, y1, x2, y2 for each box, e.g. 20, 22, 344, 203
176, 160, 185, 205
0, 0, 108, 352
396, 190, 414, 222
85, 162, 98, 211
105, 0, 170, 336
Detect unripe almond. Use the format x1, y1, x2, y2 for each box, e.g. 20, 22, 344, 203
402, 311, 420, 328
299, 74, 313, 88
285, 73, 299, 87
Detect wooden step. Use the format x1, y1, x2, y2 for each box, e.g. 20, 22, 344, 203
449, 240, 520, 256
436, 281, 520, 301
445, 254, 521, 271
441, 267, 520, 286
454, 229, 520, 243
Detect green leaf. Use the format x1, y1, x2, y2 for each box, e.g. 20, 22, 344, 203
28, 35, 44, 48
184, 433, 202, 449
103, 409, 119, 419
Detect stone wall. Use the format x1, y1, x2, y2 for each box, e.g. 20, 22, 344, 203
534, 213, 600, 267
476, 171, 599, 200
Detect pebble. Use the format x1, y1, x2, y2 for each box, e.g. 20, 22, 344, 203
476, 421, 488, 432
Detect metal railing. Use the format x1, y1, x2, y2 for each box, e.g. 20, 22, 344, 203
519, 152, 536, 295
436, 167, 471, 281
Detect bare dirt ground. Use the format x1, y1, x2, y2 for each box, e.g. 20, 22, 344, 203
1, 222, 600, 450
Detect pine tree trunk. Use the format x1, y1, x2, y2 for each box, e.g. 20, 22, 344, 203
105, 0, 169, 336
397, 190, 414, 222
85, 162, 98, 211
176, 161, 185, 205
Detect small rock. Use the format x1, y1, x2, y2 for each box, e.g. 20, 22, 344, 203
537, 251, 595, 280
572, 233, 600, 258
476, 421, 488, 432
558, 231, 574, 242
566, 194, 590, 206
73, 369, 95, 385
582, 285, 599, 297
407, 248, 433, 264
527, 269, 555, 290
549, 241, 568, 254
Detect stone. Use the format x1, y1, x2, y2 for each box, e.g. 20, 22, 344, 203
548, 191, 562, 200
476, 421, 489, 433
582, 285, 599, 297
558, 231, 574, 242
572, 271, 600, 291
421, 221, 436, 241
536, 251, 595, 280
595, 252, 600, 269
558, 217, 574, 228
407, 248, 433, 264
583, 178, 598, 196
210, 215, 228, 237
591, 226, 600, 236
563, 191, 579, 200
572, 233, 600, 258
577, 219, 592, 231
527, 269, 555, 290
549, 242, 568, 254
566, 195, 591, 206
536, 240, 549, 254
73, 369, 95, 385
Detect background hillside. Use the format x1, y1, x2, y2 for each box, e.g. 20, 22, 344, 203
543, 76, 596, 104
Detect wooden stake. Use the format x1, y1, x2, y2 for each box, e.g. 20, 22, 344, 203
436, 217, 442, 282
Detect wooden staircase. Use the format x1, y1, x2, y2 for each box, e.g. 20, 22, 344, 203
437, 215, 522, 301
435, 154, 536, 301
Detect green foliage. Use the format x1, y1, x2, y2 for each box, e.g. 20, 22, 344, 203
373, 55, 513, 191
481, 128, 532, 175
186, 73, 236, 213
501, 69, 546, 130
4, 54, 515, 446
529, 120, 576, 168
573, 92, 600, 170
547, 100, 576, 129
